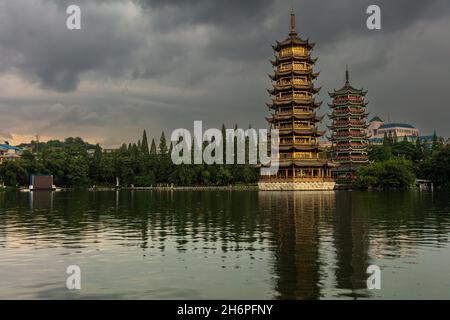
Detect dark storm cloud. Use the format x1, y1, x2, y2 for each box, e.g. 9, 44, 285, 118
0, 0, 449, 146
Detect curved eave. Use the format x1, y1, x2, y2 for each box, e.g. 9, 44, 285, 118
328, 124, 368, 129
272, 38, 315, 52
267, 113, 324, 122
271, 55, 318, 65
328, 101, 369, 107
328, 112, 369, 119
278, 129, 325, 136
279, 145, 321, 151
331, 135, 367, 141
332, 147, 368, 152
271, 99, 322, 107
269, 84, 321, 94
329, 88, 368, 97
277, 160, 334, 168
269, 70, 319, 80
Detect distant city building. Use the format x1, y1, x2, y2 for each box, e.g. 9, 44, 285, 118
328, 68, 369, 185
367, 117, 419, 144
367, 116, 383, 138
0, 142, 23, 164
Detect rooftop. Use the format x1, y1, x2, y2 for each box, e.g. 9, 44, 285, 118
329, 67, 367, 97
378, 123, 416, 129
369, 116, 383, 123
0, 144, 22, 152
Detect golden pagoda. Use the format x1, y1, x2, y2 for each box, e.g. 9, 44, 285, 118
259, 10, 335, 191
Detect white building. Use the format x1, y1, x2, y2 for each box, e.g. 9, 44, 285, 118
367, 117, 419, 144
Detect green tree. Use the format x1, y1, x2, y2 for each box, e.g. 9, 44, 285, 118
355, 157, 415, 189
150, 139, 157, 155
141, 130, 150, 155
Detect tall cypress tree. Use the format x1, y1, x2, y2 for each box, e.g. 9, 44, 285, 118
141, 130, 150, 155
150, 138, 157, 155
159, 132, 168, 155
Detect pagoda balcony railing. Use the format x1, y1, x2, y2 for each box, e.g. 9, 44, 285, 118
334, 97, 363, 105
277, 92, 312, 101
333, 108, 365, 114
280, 143, 319, 148
280, 140, 318, 145
333, 120, 366, 126
279, 47, 307, 58
334, 147, 368, 152
334, 143, 368, 148
275, 125, 313, 130
334, 156, 368, 162
279, 155, 320, 160
278, 63, 309, 73
277, 78, 309, 87
332, 131, 366, 138
275, 110, 310, 116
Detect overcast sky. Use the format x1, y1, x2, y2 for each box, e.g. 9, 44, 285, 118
0, 0, 449, 147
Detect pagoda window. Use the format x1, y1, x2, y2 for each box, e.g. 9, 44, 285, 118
277, 79, 291, 86
294, 152, 313, 159
293, 107, 308, 113
279, 46, 306, 58
292, 46, 306, 56
293, 91, 310, 100
292, 62, 308, 71
279, 63, 291, 72
293, 77, 307, 85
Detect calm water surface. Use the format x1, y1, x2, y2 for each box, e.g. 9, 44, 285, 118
0, 190, 449, 299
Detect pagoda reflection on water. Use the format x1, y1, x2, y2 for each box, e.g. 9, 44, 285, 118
259, 10, 335, 191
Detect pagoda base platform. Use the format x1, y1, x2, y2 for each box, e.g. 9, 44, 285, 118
258, 180, 335, 191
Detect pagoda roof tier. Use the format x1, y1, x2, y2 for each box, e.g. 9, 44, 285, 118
269, 70, 319, 81
331, 119, 367, 126
277, 159, 336, 168
279, 144, 321, 151
267, 113, 323, 122
333, 163, 367, 171
333, 142, 369, 148
328, 100, 369, 107
328, 111, 369, 119
267, 103, 320, 111
332, 146, 368, 152
330, 135, 367, 141
268, 84, 321, 94
328, 123, 368, 130
333, 157, 369, 164
328, 68, 367, 97
277, 127, 325, 137
272, 37, 315, 52
329, 87, 367, 98
271, 55, 318, 66
328, 136, 368, 142
270, 98, 322, 107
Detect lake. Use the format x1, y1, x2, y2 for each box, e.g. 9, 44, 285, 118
0, 190, 449, 299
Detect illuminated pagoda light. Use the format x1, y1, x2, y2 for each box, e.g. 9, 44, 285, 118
328, 67, 369, 186
259, 10, 335, 191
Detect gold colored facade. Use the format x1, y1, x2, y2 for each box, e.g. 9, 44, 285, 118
259, 11, 335, 190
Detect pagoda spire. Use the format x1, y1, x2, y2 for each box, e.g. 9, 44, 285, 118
289, 8, 297, 36
345, 65, 349, 84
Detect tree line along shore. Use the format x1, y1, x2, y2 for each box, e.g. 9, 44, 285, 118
1, 130, 449, 190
